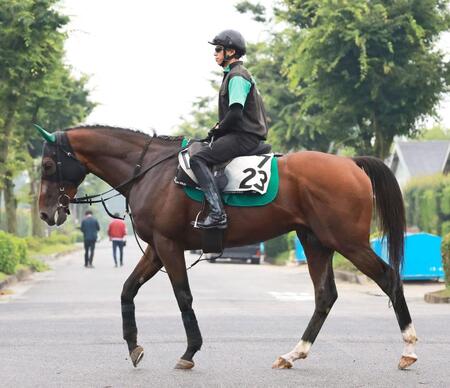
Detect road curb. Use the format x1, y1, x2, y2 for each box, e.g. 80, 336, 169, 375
0, 268, 33, 291
334, 269, 369, 284
424, 290, 450, 304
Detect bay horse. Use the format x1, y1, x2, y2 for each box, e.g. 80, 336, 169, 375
37, 125, 417, 370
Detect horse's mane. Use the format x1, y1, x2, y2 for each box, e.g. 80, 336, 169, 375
65, 125, 184, 142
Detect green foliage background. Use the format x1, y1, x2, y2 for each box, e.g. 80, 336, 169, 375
442, 233, 450, 287
404, 174, 450, 235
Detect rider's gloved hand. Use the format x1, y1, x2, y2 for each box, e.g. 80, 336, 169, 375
203, 123, 220, 142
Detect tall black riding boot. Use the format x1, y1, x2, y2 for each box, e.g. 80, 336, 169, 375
190, 158, 227, 229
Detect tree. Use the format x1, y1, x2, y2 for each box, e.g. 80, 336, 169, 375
245, 38, 338, 152
175, 96, 216, 139
276, 0, 450, 158
237, 2, 349, 152
0, 1, 94, 235
0, 0, 70, 233
418, 124, 450, 140
17, 66, 95, 236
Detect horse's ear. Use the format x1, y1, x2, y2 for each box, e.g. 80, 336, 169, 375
34, 124, 56, 143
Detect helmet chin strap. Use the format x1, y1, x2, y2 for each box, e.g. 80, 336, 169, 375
219, 47, 235, 67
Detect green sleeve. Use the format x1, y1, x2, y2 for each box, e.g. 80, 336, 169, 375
228, 75, 252, 107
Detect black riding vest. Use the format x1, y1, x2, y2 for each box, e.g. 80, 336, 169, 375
219, 61, 269, 140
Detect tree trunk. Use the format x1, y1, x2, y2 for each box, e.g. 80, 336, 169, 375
373, 131, 394, 160
0, 189, 3, 230
0, 101, 17, 175
372, 114, 393, 160
4, 170, 17, 234
0, 100, 18, 234
29, 163, 44, 237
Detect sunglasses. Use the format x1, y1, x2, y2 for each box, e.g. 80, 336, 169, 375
214, 45, 224, 53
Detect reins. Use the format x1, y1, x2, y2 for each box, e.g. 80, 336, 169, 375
69, 137, 181, 207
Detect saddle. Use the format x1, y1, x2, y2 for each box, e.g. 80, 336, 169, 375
175, 139, 278, 254
175, 140, 273, 194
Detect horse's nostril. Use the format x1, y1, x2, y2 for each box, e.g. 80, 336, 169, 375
40, 212, 48, 221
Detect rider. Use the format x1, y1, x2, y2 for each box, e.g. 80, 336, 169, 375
190, 29, 269, 230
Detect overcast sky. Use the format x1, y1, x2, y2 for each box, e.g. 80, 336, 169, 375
61, 0, 273, 135
61, 0, 450, 135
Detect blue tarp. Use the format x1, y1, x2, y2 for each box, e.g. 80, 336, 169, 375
294, 237, 307, 263
371, 233, 444, 281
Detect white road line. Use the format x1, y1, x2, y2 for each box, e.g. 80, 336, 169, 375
268, 291, 314, 301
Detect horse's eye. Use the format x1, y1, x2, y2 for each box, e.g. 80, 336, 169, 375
42, 158, 56, 176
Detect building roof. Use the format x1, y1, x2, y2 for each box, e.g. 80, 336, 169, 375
393, 140, 450, 177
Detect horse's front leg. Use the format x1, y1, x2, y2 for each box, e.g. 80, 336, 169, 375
121, 245, 162, 367
154, 232, 203, 369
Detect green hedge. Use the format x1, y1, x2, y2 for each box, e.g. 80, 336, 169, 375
404, 174, 450, 235
0, 231, 28, 275
443, 233, 450, 288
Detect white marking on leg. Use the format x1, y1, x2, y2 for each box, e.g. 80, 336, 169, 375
401, 323, 418, 359
280, 340, 312, 364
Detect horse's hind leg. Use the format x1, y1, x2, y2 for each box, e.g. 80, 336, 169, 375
154, 232, 203, 370
340, 244, 417, 370
273, 231, 337, 369
121, 245, 162, 367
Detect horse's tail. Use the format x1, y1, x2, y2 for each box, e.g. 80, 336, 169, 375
352, 156, 405, 289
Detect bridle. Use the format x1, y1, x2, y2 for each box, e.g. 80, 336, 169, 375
41, 132, 87, 215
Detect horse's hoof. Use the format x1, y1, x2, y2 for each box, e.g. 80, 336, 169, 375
130, 346, 144, 367
272, 356, 293, 369
174, 358, 195, 370
398, 355, 417, 370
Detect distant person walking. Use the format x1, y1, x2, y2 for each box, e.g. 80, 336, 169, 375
108, 215, 127, 267
80, 210, 100, 268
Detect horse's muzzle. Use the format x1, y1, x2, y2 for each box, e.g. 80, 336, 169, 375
56, 207, 68, 226
40, 210, 56, 226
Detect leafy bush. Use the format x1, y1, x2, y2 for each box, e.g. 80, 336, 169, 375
442, 233, 450, 288
25, 231, 80, 255
24, 236, 44, 252
265, 232, 298, 264
25, 257, 49, 272
287, 231, 297, 251
47, 233, 72, 245
442, 221, 450, 237
441, 186, 450, 216
12, 236, 28, 265
419, 189, 438, 233
404, 174, 450, 235
333, 252, 358, 272
265, 234, 289, 260
0, 231, 27, 275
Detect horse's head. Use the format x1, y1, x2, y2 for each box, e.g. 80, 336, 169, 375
36, 125, 87, 226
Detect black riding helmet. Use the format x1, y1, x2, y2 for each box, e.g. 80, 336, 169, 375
208, 29, 246, 57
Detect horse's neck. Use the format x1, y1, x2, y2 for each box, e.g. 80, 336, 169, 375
67, 127, 176, 194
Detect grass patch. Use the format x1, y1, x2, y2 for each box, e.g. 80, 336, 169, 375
26, 258, 50, 272
432, 288, 450, 298
333, 252, 359, 273
31, 243, 76, 256
0, 272, 7, 281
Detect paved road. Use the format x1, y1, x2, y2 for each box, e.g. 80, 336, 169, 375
0, 240, 449, 387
